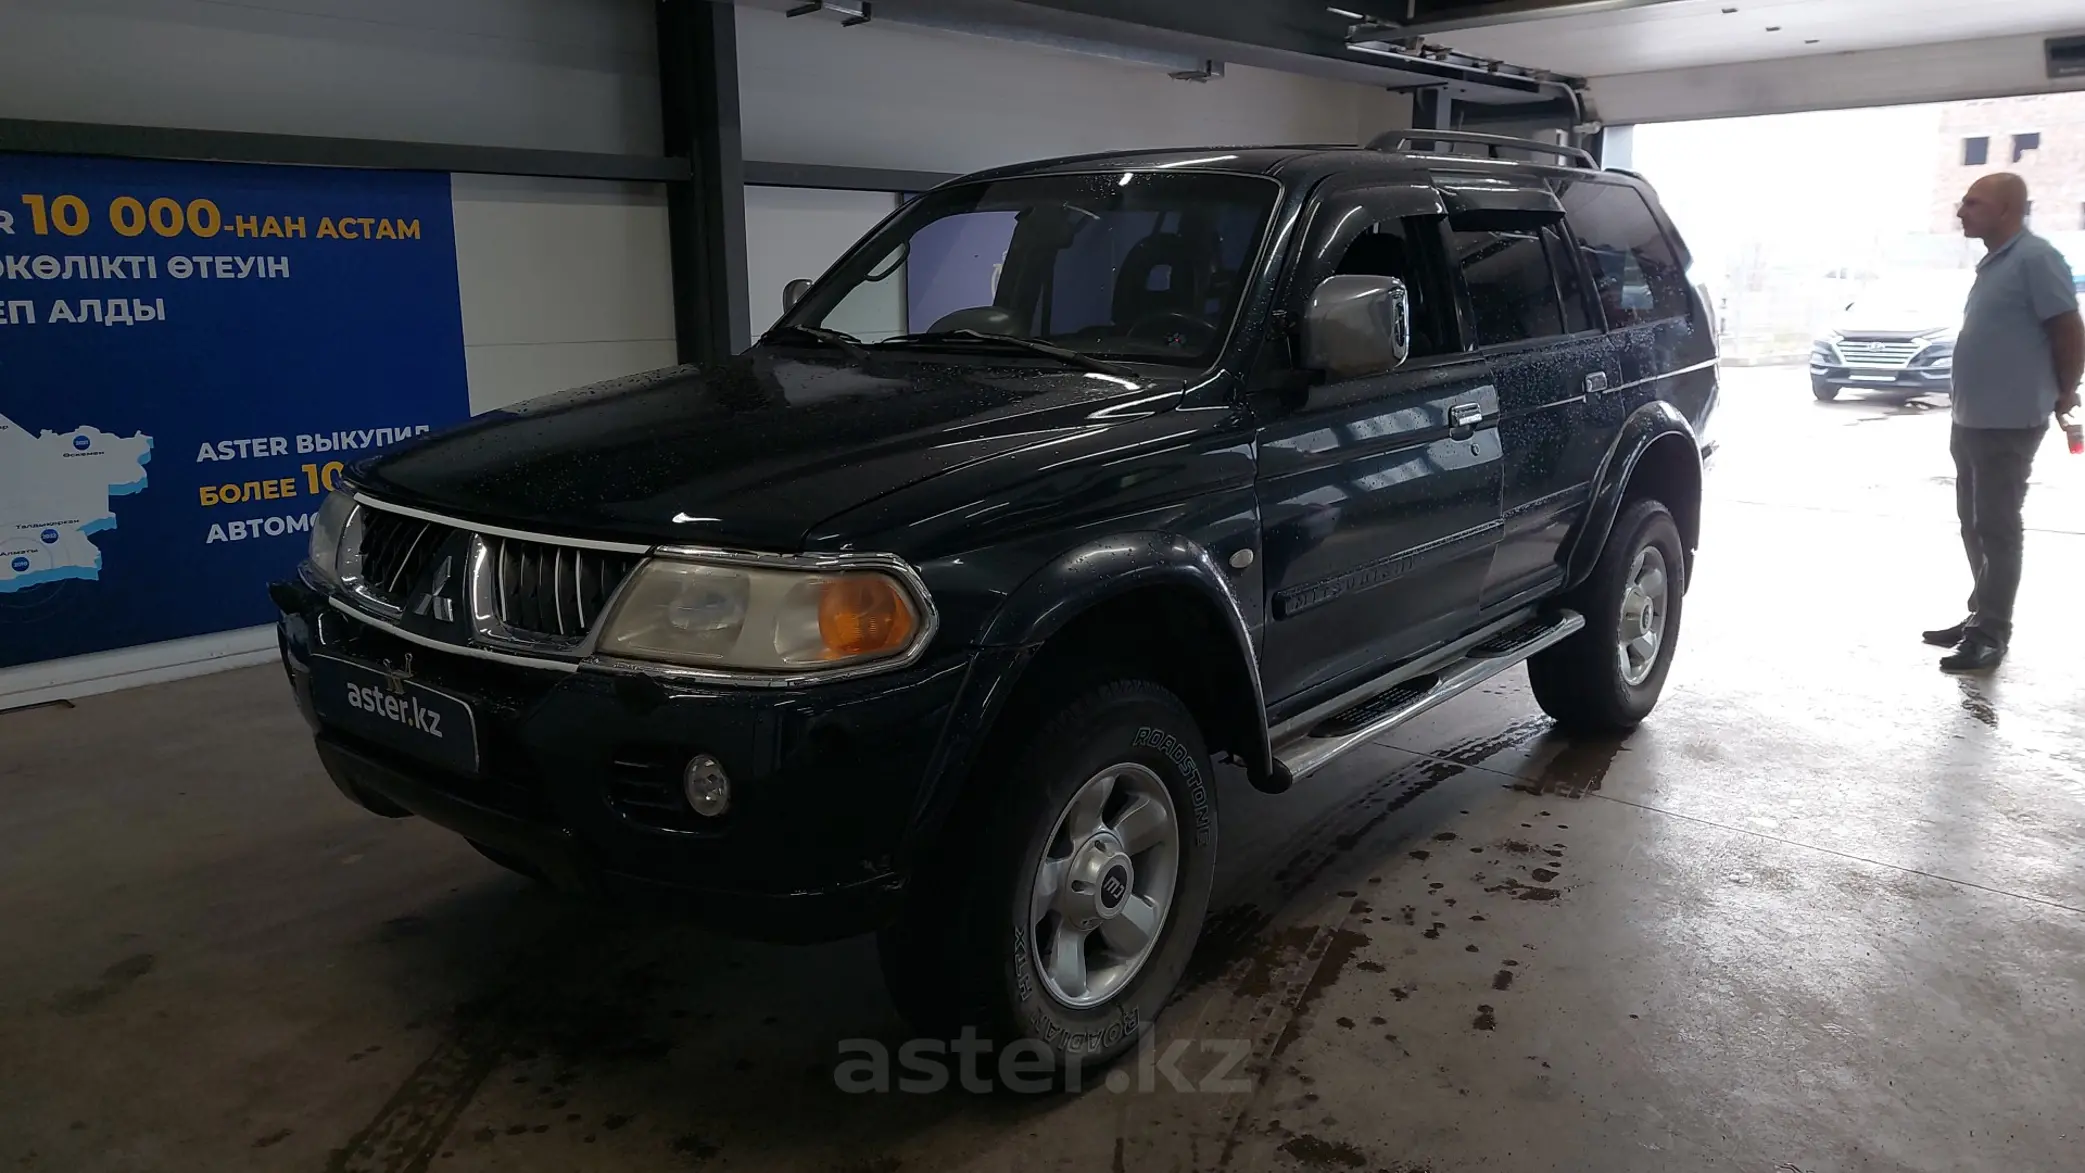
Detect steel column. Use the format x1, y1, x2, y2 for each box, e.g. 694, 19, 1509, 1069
1409, 87, 1458, 152
658, 0, 751, 364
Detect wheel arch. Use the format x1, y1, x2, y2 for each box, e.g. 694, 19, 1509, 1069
905, 534, 1272, 856
979, 533, 1269, 777
1565, 402, 1704, 592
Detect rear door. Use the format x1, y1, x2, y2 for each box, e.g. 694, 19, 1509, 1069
1555, 177, 1717, 430
1253, 183, 1504, 707
1438, 180, 1615, 606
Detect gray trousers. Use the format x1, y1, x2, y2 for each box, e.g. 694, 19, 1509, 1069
1951, 423, 2045, 647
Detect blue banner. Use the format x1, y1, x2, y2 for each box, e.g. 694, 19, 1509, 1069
0, 154, 468, 668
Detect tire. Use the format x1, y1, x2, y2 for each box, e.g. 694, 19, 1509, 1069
467, 839, 547, 882
1812, 381, 1840, 401
877, 679, 1218, 1079
1528, 498, 1686, 734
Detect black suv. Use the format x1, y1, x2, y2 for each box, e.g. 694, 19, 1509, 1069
272, 131, 1716, 1072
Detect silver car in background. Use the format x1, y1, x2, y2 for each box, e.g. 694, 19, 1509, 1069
1809, 269, 1974, 403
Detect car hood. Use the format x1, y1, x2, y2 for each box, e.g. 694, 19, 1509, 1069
350, 351, 1187, 550
1830, 319, 1958, 340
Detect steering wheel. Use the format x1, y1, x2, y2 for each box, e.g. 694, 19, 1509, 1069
1125, 311, 1218, 351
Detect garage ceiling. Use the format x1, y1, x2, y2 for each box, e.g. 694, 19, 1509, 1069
774, 0, 2085, 127
1419, 0, 2085, 78
781, 0, 1586, 105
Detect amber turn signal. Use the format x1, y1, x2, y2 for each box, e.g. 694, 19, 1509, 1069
818, 575, 917, 659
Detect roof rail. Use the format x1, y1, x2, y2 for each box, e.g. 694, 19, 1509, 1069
1366, 129, 1596, 170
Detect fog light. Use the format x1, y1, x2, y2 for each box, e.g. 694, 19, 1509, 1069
682, 754, 731, 817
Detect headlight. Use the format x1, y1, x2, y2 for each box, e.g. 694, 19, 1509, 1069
597, 559, 925, 672
306, 490, 357, 583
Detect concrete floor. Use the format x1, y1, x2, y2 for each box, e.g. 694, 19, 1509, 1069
5, 367, 2085, 1172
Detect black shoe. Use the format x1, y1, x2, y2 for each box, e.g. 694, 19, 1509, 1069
1940, 638, 2004, 673
1922, 621, 1969, 647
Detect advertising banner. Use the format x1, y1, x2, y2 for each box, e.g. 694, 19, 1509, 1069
0, 154, 468, 668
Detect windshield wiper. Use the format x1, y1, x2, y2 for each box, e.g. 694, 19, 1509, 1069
761, 323, 870, 362
874, 329, 1138, 379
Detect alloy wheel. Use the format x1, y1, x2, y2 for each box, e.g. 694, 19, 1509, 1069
1027, 763, 1180, 1009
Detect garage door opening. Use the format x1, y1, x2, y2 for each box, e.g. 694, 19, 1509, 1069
1625, 93, 2085, 387
1618, 92, 2085, 572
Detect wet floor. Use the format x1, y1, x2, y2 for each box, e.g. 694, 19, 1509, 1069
4, 367, 2084, 1172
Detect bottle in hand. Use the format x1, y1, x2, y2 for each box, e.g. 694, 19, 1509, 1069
2064, 411, 2085, 456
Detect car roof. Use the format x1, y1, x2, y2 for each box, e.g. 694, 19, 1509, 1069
951, 145, 1623, 190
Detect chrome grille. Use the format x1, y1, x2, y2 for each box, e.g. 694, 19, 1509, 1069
356, 511, 455, 605
488, 535, 645, 641
1835, 339, 1921, 367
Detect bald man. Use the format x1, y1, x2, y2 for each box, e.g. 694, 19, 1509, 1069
1922, 173, 2085, 672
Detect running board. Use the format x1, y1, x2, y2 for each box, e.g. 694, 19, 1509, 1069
1267, 610, 1585, 786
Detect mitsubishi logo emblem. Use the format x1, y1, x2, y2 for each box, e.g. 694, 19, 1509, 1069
412, 555, 456, 622
383, 653, 415, 694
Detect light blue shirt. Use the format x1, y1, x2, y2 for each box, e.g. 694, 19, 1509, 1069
1952, 230, 2080, 430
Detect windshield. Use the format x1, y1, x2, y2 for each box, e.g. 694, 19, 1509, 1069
778, 171, 1280, 366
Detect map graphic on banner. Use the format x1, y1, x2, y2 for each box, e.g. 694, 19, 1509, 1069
0, 153, 468, 669
0, 413, 154, 593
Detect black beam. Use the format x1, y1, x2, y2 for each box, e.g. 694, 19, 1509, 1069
875, 0, 1522, 94
743, 161, 957, 193
1453, 96, 1578, 126
0, 118, 943, 196
0, 117, 690, 183
658, 0, 751, 365
1357, 49, 1548, 94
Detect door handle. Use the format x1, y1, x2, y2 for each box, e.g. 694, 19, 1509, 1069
1448, 402, 1484, 439
1585, 371, 1610, 396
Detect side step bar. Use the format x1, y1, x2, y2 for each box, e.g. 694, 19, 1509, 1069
1266, 610, 1585, 787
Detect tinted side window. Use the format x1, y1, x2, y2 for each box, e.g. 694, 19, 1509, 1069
1328, 218, 1453, 358
1559, 181, 1688, 328
1451, 228, 1564, 347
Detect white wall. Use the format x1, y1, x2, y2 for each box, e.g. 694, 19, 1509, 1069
728, 5, 1411, 359
1591, 33, 2085, 126
0, 0, 659, 153
453, 175, 677, 414
743, 186, 902, 338
736, 5, 1406, 174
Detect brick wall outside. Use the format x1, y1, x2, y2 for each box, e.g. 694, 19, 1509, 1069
1932, 91, 2085, 235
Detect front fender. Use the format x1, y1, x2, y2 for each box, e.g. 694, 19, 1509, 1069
981, 531, 1272, 775
897, 532, 1275, 859
1563, 401, 1702, 589
978, 532, 1249, 646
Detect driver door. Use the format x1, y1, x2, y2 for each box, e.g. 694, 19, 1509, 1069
1253, 185, 1505, 708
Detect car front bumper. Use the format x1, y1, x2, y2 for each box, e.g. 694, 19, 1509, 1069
273, 577, 994, 943
1809, 363, 1951, 393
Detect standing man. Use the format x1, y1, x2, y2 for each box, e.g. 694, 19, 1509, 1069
1924, 173, 2084, 672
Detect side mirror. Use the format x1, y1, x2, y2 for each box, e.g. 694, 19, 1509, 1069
1303, 275, 1411, 380
782, 279, 813, 313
